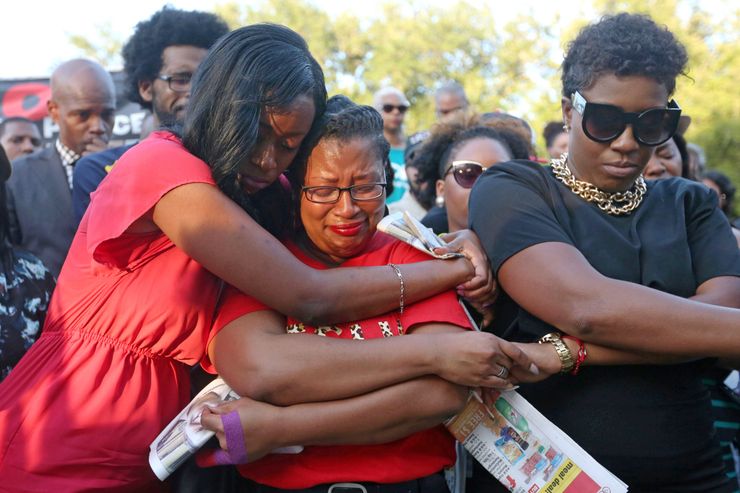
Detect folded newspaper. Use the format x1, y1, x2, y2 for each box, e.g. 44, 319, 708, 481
379, 211, 627, 492
149, 377, 301, 480
377, 211, 463, 259
447, 391, 627, 493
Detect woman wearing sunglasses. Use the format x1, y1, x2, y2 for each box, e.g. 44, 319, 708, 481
469, 13, 740, 492
373, 87, 411, 206
416, 116, 530, 235
436, 128, 514, 234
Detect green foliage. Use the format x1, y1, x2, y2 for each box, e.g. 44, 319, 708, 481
214, 0, 343, 88
215, 0, 552, 133
73, 0, 739, 211
68, 22, 123, 68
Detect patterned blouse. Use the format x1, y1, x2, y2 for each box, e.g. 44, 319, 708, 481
0, 243, 55, 381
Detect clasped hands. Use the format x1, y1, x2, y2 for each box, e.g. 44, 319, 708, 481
198, 331, 550, 466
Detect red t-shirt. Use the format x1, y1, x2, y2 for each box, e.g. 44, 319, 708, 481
208, 233, 471, 488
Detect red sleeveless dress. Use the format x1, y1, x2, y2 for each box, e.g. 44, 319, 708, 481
0, 132, 221, 492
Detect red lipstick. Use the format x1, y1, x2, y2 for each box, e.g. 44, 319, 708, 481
329, 222, 364, 236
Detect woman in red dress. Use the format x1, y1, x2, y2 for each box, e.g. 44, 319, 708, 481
0, 25, 494, 492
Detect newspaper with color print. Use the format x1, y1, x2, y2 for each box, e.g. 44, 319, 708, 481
446, 391, 628, 493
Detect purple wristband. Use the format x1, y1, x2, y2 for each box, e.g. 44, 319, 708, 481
211, 410, 248, 465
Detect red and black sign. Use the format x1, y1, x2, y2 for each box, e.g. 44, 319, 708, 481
0, 71, 147, 146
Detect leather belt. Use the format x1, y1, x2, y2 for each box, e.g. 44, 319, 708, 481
250, 472, 448, 493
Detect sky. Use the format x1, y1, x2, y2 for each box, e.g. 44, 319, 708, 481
1, 0, 583, 79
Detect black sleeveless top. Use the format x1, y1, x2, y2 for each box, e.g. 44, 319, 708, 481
469, 160, 740, 492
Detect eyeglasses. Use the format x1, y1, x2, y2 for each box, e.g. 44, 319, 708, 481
156, 74, 193, 93
571, 91, 681, 146
382, 104, 409, 114
443, 160, 485, 189
302, 183, 387, 204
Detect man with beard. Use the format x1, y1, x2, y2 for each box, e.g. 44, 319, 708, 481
72, 7, 228, 223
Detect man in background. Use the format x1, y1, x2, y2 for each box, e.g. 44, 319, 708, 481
435, 81, 469, 121
72, 7, 229, 223
6, 59, 115, 277
0, 117, 42, 161
374, 86, 409, 158
388, 130, 430, 219
373, 86, 411, 208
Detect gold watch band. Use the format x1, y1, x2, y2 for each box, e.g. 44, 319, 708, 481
538, 332, 575, 374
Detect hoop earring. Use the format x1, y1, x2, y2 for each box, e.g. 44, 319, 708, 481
435, 195, 445, 208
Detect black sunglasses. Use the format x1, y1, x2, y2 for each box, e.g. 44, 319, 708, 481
443, 160, 485, 189
571, 91, 681, 146
382, 104, 409, 114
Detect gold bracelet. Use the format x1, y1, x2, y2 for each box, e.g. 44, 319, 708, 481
388, 263, 405, 314
538, 332, 575, 374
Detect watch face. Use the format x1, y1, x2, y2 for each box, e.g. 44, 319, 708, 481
539, 332, 560, 343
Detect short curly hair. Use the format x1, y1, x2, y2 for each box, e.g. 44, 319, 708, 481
122, 7, 229, 110
562, 13, 688, 98
414, 114, 521, 210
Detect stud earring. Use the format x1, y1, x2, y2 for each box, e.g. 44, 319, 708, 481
563, 123, 570, 132
435, 195, 445, 208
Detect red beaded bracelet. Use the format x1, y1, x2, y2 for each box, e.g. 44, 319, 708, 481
562, 335, 587, 376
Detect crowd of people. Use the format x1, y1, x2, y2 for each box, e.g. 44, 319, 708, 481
0, 6, 739, 493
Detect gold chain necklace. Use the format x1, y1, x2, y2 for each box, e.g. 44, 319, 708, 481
550, 153, 646, 216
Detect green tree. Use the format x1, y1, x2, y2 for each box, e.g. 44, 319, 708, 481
217, 0, 551, 134
68, 22, 123, 68
358, 4, 552, 132
214, 0, 345, 89
70, 0, 738, 213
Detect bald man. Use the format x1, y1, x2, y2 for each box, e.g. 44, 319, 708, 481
435, 81, 469, 121
5, 59, 116, 276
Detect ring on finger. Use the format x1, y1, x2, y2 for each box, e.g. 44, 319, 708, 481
496, 366, 509, 379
